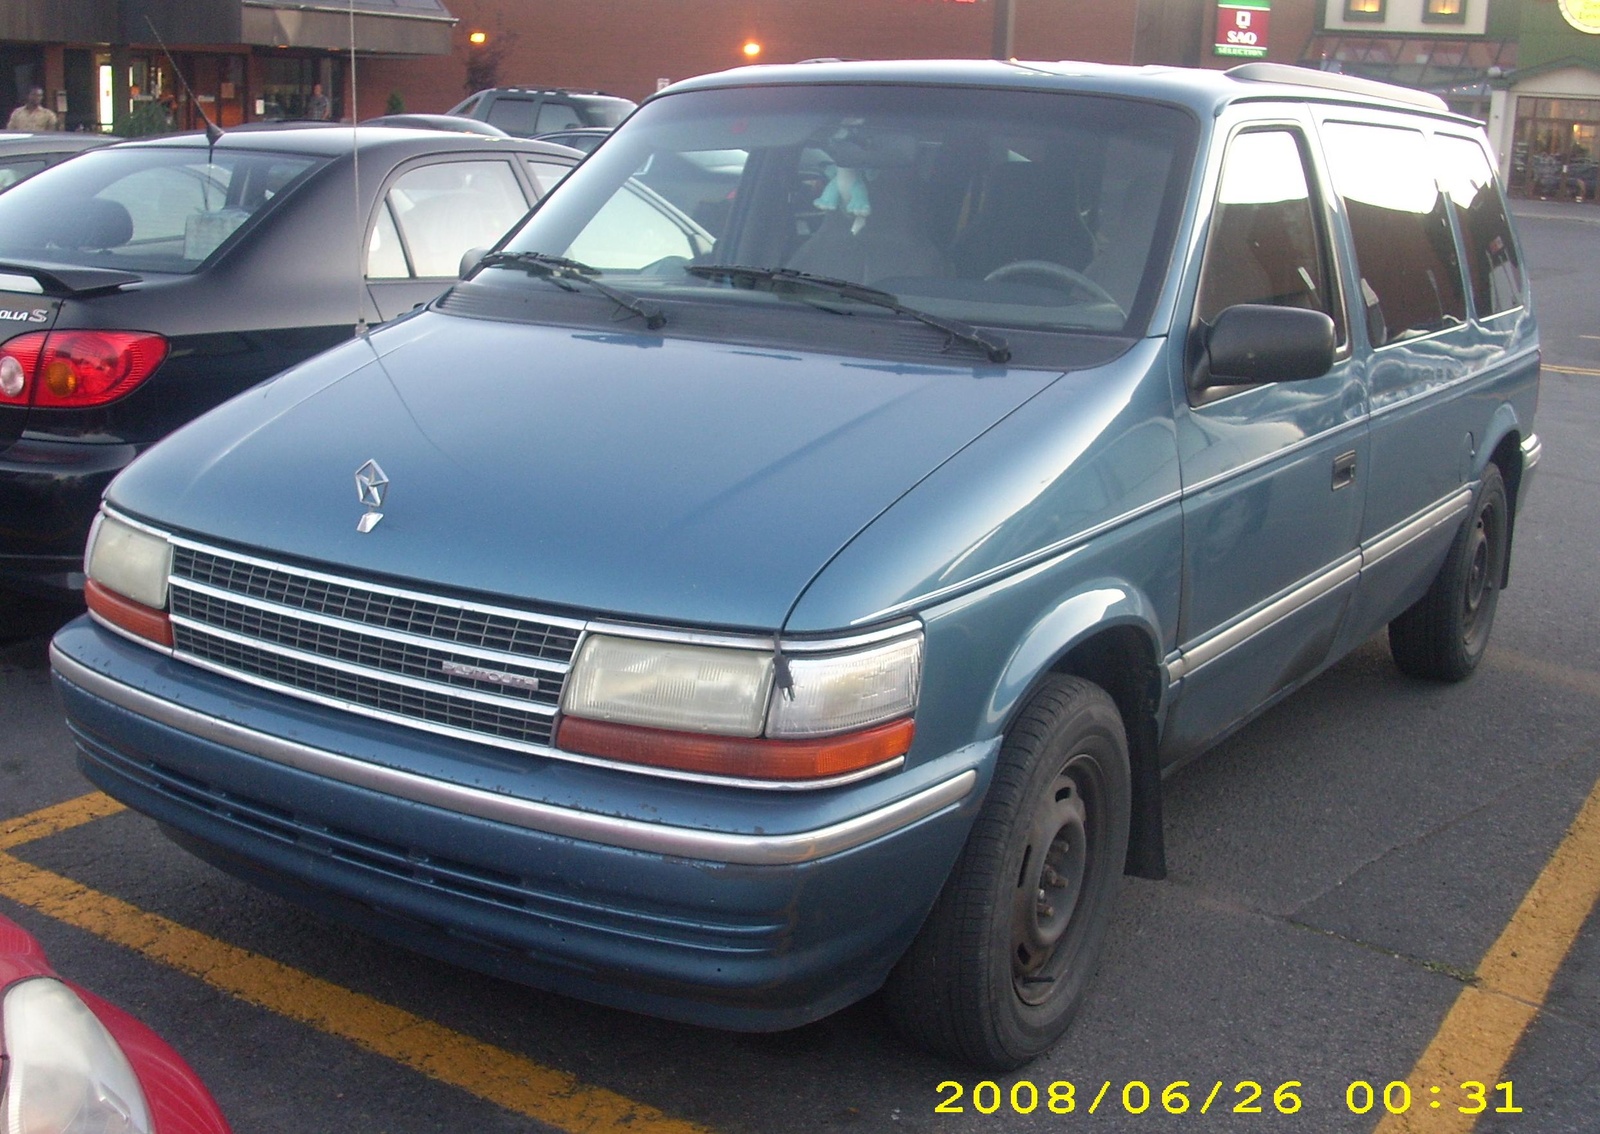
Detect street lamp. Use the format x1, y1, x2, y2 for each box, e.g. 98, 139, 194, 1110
742, 41, 762, 60
468, 31, 488, 46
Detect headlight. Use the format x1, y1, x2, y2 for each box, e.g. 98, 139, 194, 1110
562, 635, 774, 736
558, 628, 922, 783
1, 977, 154, 1134
83, 511, 174, 649
85, 513, 171, 611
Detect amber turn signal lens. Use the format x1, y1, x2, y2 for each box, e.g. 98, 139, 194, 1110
556, 715, 914, 780
85, 578, 173, 648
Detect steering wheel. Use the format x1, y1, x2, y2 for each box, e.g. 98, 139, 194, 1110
984, 260, 1121, 309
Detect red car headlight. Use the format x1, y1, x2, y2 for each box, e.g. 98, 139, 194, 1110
1, 976, 155, 1134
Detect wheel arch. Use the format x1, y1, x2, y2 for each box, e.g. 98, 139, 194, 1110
986, 585, 1168, 880
1482, 416, 1524, 588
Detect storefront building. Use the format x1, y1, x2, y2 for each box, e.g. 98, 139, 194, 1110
1296, 0, 1600, 196
356, 0, 1320, 124
0, 0, 453, 134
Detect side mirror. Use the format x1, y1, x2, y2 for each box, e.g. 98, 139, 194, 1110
459, 246, 488, 279
1195, 304, 1336, 390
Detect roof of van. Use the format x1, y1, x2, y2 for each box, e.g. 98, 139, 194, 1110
658, 58, 1468, 123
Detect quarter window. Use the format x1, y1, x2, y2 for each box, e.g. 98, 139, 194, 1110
1320, 121, 1465, 346
1195, 129, 1343, 343
1434, 134, 1523, 316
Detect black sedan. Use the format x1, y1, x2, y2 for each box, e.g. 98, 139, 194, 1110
0, 125, 580, 615
0, 130, 117, 192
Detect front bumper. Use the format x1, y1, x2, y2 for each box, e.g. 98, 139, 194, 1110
51, 619, 990, 1030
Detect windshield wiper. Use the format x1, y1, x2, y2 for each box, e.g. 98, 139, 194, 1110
684, 264, 1010, 364
476, 251, 666, 331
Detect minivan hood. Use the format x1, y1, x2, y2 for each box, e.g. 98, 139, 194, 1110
109, 313, 1063, 629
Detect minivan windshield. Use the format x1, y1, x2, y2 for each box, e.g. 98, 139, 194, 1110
495, 83, 1196, 336
0, 146, 322, 274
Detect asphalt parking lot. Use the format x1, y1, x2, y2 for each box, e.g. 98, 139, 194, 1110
1, 201, 1597, 1134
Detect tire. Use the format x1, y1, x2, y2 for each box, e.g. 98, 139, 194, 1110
1388, 463, 1508, 682
884, 675, 1131, 1069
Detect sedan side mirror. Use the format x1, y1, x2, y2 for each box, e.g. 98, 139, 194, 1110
1194, 304, 1336, 390
459, 246, 488, 279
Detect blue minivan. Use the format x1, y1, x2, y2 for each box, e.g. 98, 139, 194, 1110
51, 60, 1540, 1068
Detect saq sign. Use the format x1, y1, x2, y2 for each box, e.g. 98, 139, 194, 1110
1215, 0, 1270, 59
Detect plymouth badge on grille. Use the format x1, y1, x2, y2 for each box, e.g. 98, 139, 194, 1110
354, 459, 388, 532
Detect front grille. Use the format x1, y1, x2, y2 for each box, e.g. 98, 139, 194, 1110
168, 542, 581, 754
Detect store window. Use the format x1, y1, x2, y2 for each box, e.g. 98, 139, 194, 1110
259, 58, 339, 122
1344, 0, 1385, 20
1512, 96, 1600, 201
1423, 0, 1467, 24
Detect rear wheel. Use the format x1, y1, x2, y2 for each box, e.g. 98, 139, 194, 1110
1388, 463, 1508, 681
885, 675, 1130, 1069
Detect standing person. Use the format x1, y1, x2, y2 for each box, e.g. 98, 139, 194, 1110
7, 87, 58, 131
305, 82, 331, 122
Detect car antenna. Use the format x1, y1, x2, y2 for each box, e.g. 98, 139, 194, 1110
348, 0, 368, 337
143, 17, 224, 151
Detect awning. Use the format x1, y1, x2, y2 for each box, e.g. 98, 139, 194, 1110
240, 0, 455, 55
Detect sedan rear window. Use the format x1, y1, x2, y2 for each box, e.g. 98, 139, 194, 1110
0, 147, 322, 273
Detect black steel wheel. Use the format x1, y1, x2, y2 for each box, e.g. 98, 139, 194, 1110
1389, 462, 1509, 682
884, 675, 1130, 1069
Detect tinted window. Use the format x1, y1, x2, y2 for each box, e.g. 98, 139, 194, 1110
0, 147, 320, 272
1320, 121, 1465, 346
1196, 129, 1343, 341
484, 97, 541, 136
1434, 134, 1523, 316
576, 97, 635, 128
535, 102, 584, 134
384, 160, 530, 277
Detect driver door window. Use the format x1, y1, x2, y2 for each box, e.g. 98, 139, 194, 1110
1195, 129, 1343, 339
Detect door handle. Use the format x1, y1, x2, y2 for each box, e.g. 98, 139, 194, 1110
1332, 450, 1357, 491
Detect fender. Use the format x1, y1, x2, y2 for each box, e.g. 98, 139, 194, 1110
984, 579, 1170, 879
986, 579, 1167, 734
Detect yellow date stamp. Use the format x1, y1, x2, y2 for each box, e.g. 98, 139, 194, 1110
934, 1078, 1523, 1117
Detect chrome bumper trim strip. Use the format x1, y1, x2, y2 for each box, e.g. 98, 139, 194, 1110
53, 645, 975, 865
1361, 486, 1473, 568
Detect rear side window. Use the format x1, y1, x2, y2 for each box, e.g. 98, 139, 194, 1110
1320, 121, 1465, 346
377, 160, 531, 278
1195, 128, 1343, 342
1434, 134, 1524, 317
484, 97, 541, 136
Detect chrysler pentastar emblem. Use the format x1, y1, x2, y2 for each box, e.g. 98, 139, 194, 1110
354, 459, 388, 532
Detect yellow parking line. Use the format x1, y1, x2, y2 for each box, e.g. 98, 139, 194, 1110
1544, 363, 1600, 376
1373, 770, 1600, 1133
0, 792, 125, 850
0, 797, 713, 1134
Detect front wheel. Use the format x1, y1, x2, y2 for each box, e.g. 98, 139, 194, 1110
884, 675, 1130, 1069
1388, 463, 1508, 681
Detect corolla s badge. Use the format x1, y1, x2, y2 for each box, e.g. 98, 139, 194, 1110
354, 459, 388, 533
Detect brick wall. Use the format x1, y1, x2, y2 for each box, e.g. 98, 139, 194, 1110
358, 0, 1314, 117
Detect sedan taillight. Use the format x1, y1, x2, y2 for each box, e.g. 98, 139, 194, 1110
0, 330, 168, 408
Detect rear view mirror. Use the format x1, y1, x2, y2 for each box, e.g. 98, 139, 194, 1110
1195, 303, 1336, 389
